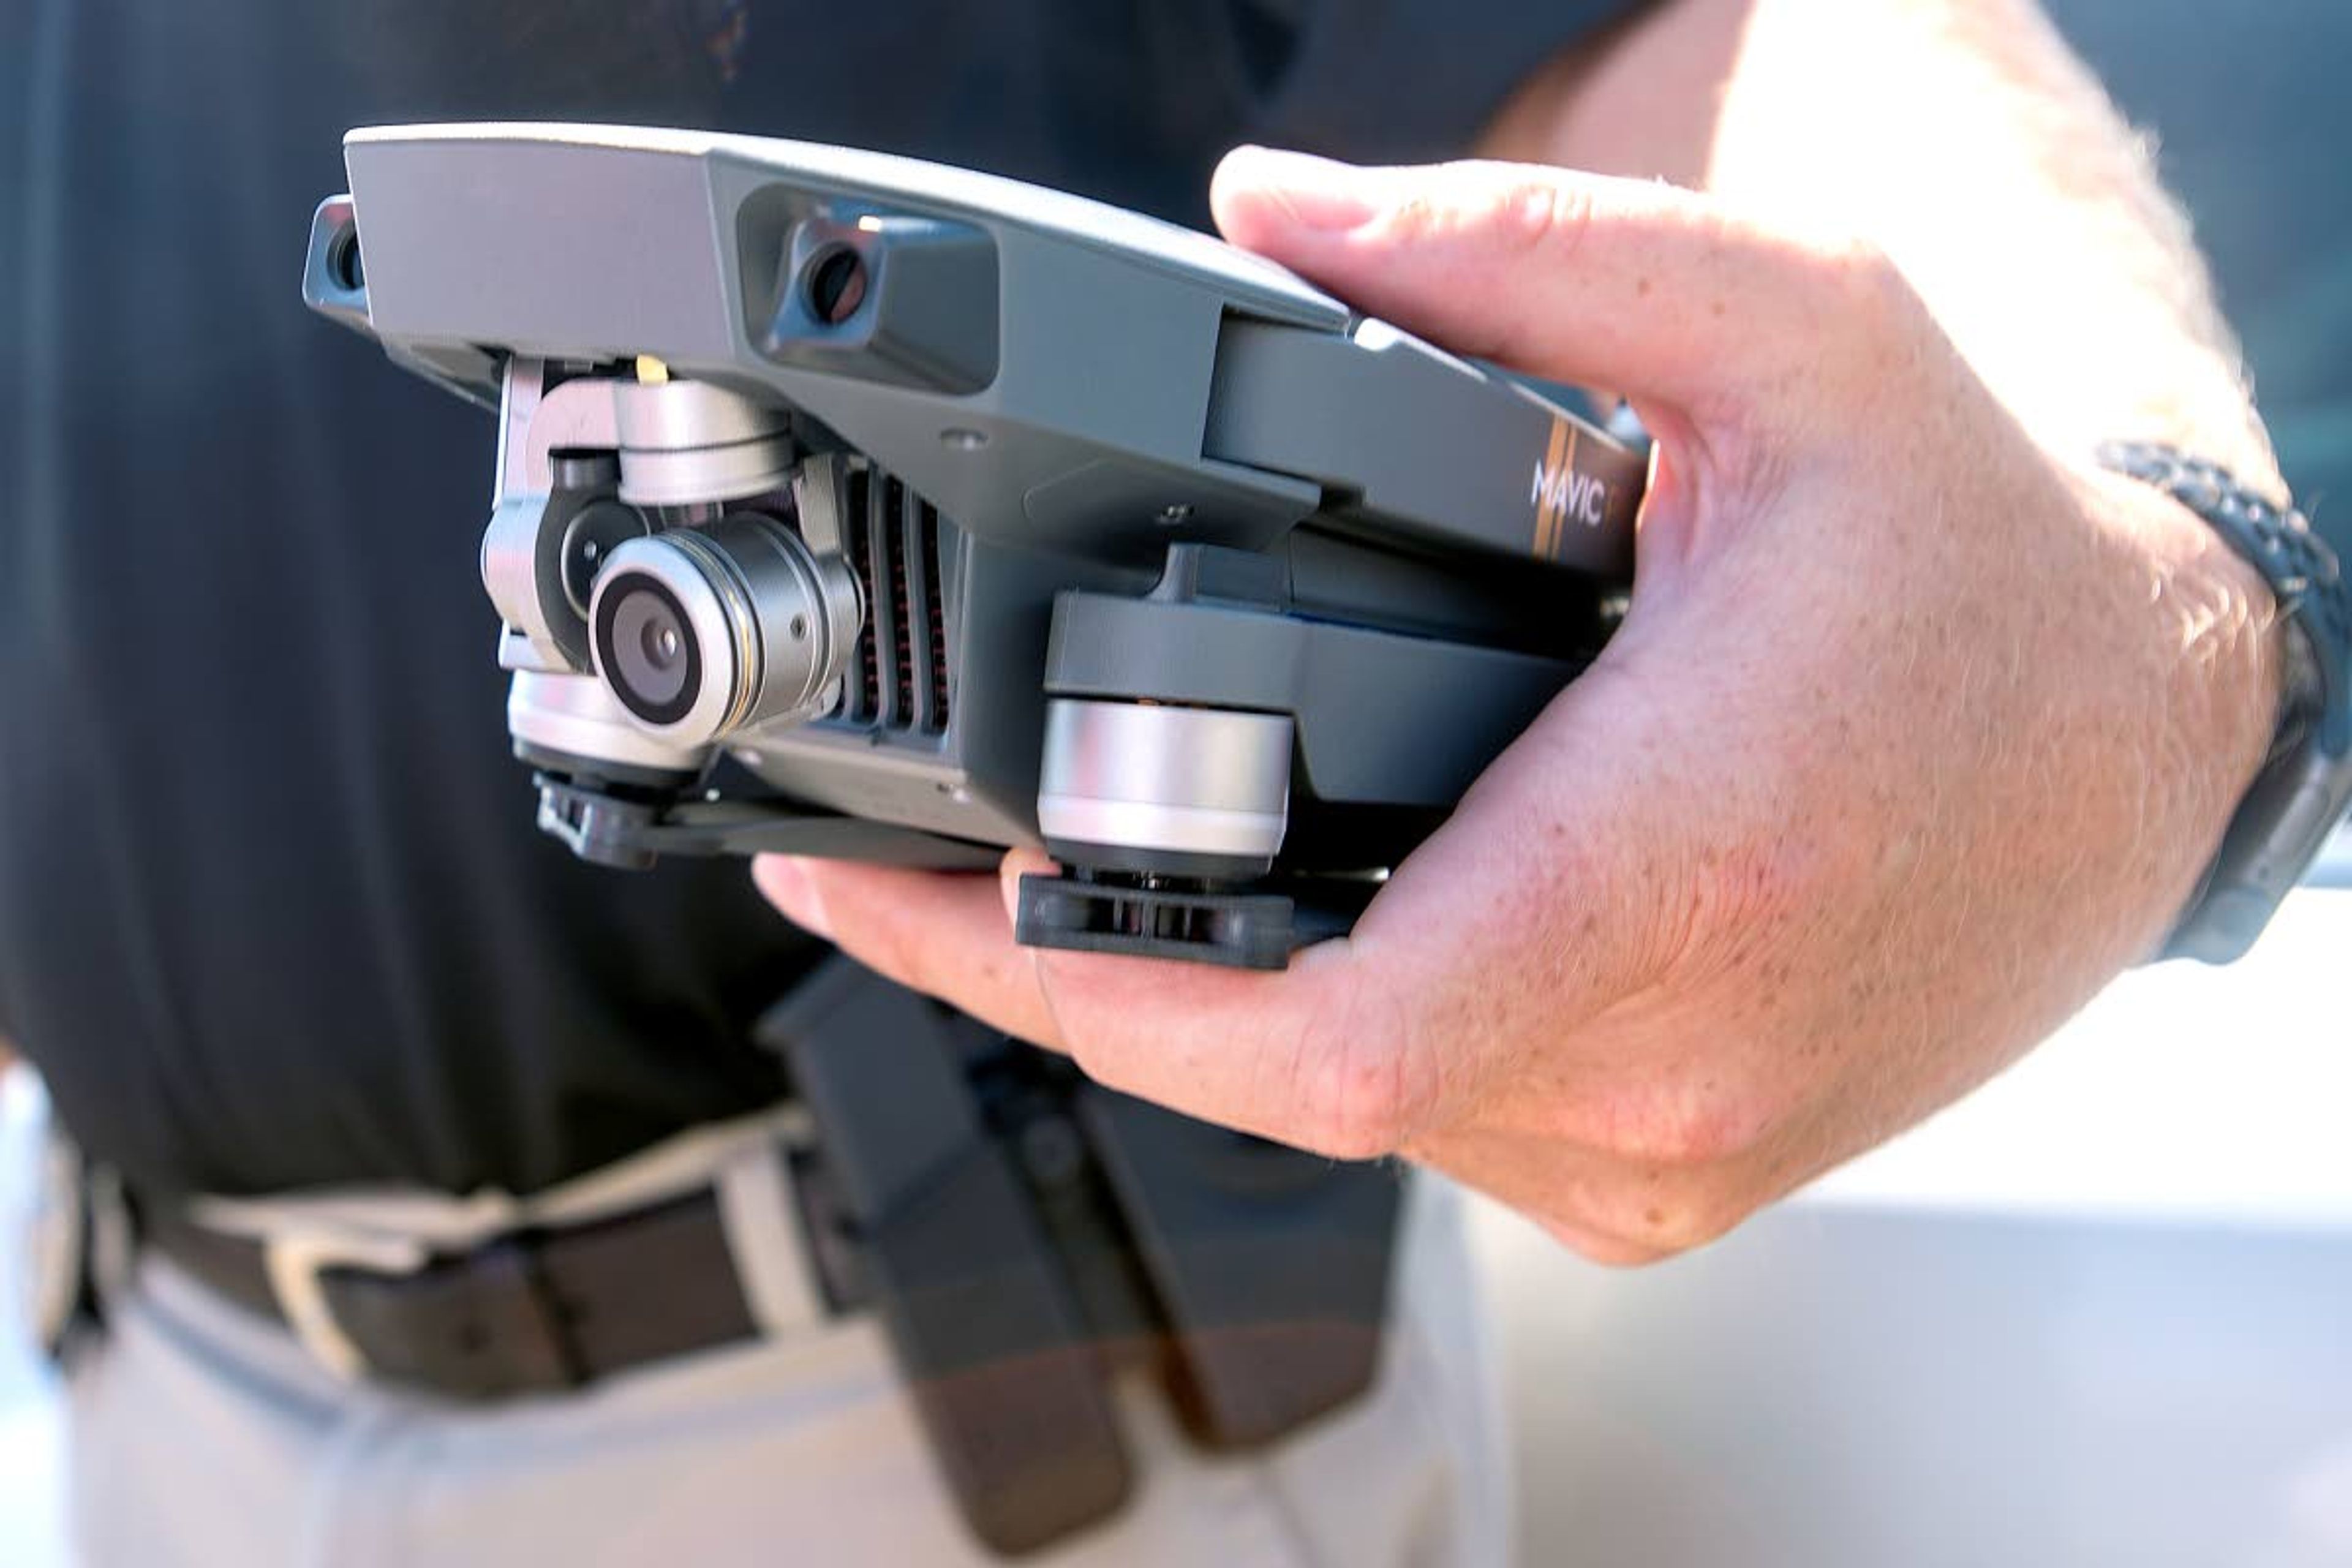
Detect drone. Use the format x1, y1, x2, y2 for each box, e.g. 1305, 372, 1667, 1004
305, 124, 1644, 968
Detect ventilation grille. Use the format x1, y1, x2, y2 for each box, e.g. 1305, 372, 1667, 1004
832, 465, 950, 737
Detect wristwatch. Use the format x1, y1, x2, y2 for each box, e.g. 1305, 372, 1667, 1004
2095, 440, 2352, 963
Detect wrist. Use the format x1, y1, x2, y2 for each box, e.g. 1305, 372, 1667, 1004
2087, 445, 2352, 959
2087, 462, 2284, 867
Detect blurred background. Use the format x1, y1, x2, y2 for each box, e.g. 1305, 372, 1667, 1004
2, 2, 2345, 1564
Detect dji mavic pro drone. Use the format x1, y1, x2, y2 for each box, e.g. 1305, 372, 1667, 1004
304, 124, 1643, 968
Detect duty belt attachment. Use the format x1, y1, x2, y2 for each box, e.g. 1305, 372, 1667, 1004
763, 956, 1403, 1558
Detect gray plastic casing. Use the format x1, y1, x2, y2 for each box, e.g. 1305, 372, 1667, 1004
302, 124, 1644, 867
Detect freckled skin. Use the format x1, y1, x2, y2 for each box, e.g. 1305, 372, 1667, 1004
755, 153, 2282, 1266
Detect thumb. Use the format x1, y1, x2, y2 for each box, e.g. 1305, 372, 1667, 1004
1210, 148, 1850, 417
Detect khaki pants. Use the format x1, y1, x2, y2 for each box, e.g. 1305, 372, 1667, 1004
64, 1167, 1508, 1567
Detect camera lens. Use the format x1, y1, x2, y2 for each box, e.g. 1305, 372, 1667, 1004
597, 575, 703, 725
643, 620, 680, 673
588, 513, 863, 747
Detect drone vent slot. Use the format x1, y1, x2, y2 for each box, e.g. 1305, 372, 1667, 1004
831, 465, 948, 739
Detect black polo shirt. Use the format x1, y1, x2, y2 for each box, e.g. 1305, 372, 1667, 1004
0, 0, 1637, 1196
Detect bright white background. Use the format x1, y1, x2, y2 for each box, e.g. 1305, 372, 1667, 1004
1484, 871, 2352, 1566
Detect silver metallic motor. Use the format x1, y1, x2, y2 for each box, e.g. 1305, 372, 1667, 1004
1036, 699, 1293, 876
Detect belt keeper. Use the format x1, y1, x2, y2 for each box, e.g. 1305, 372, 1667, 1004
714, 1141, 827, 1340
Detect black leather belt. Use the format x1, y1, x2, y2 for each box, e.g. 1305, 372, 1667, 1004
139, 1189, 794, 1401
110, 957, 1403, 1559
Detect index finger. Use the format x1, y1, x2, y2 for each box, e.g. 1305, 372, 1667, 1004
760, 846, 1452, 1156
754, 851, 1066, 1049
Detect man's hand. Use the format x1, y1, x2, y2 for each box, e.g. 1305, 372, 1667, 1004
756, 153, 2281, 1262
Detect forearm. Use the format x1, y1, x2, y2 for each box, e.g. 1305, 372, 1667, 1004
1481, 0, 2280, 491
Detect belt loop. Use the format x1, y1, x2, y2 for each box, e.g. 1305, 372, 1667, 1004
714, 1140, 824, 1340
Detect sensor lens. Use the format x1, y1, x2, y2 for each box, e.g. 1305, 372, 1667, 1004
805, 244, 869, 325
594, 573, 703, 726
587, 511, 862, 746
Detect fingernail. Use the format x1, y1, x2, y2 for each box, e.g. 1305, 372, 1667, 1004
753, 855, 832, 940
1225, 145, 1381, 231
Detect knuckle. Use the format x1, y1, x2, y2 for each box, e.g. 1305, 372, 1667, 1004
1282, 994, 1423, 1161
1060, 1025, 1161, 1114
1583, 1175, 1755, 1259
1538, 1218, 1671, 1270
1480, 174, 1594, 260
1050, 990, 1139, 1093
1581, 1069, 1771, 1170
1807, 233, 1930, 348
1297, 1057, 1415, 1161
1713, 221, 1931, 401
1640, 1193, 1748, 1255
1374, 190, 1447, 250
1057, 1019, 1116, 1083
1608, 1104, 1748, 1170
1381, 167, 1593, 263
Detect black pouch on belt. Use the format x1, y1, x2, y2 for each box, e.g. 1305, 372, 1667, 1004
760, 956, 1401, 1558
